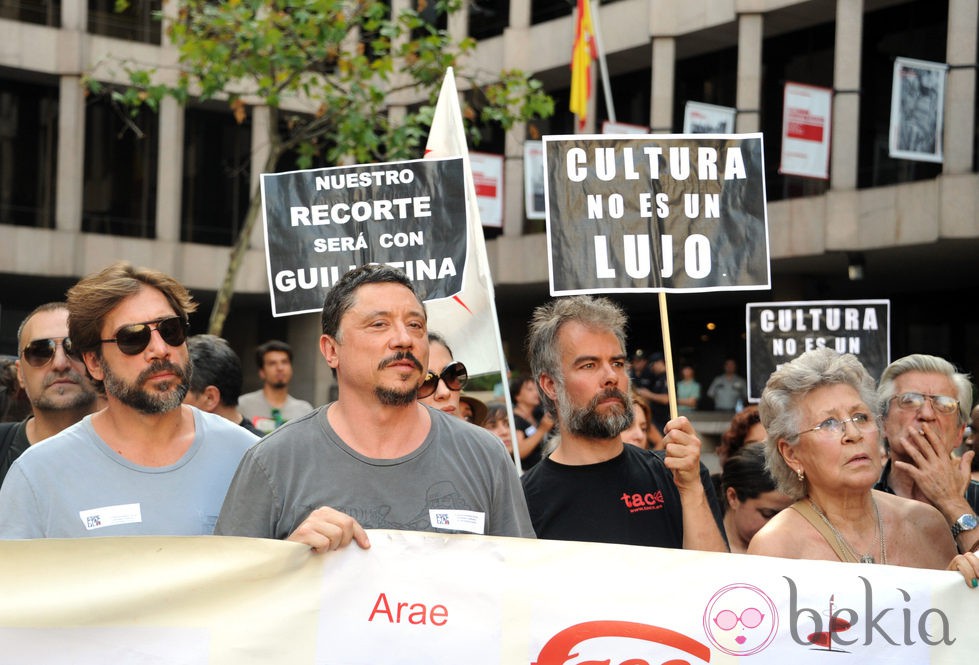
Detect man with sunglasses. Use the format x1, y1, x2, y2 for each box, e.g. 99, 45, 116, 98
0, 262, 257, 538
0, 303, 99, 485
216, 264, 533, 550
876, 353, 979, 554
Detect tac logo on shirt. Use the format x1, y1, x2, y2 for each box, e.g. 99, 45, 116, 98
620, 490, 664, 513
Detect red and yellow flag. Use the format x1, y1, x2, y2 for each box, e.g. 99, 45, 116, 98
570, 0, 597, 129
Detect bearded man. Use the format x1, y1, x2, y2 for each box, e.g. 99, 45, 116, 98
0, 262, 256, 538
521, 295, 727, 551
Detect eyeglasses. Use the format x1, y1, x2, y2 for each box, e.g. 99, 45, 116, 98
21, 337, 77, 367
100, 316, 188, 355
714, 608, 765, 631
790, 412, 877, 440
890, 392, 959, 416
417, 361, 468, 398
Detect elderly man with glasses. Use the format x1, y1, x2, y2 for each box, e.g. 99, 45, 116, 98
875, 354, 979, 554
0, 302, 99, 484
0, 262, 257, 538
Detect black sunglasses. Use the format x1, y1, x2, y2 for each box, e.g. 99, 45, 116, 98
417, 361, 468, 398
100, 316, 189, 355
21, 337, 77, 368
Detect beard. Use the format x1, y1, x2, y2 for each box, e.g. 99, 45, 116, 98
101, 357, 192, 415
372, 351, 424, 407
375, 385, 418, 407
33, 369, 98, 412
558, 386, 634, 440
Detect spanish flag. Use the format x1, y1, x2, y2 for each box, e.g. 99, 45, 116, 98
570, 0, 596, 129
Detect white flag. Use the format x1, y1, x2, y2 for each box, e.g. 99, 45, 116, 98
423, 68, 502, 376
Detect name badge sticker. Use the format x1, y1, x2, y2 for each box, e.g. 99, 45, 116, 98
429, 509, 485, 534
79, 503, 142, 531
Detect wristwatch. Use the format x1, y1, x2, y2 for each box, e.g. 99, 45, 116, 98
951, 513, 979, 538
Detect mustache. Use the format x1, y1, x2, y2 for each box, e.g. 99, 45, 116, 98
377, 351, 424, 372
589, 387, 629, 409
137, 359, 188, 385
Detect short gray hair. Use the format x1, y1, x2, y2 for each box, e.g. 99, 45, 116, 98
878, 354, 972, 425
527, 296, 627, 416
759, 348, 879, 500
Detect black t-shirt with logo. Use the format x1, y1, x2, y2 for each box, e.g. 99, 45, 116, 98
521, 444, 724, 547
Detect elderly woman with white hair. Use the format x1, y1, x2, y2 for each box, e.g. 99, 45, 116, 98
748, 348, 979, 587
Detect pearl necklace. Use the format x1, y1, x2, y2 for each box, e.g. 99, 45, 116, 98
809, 495, 886, 564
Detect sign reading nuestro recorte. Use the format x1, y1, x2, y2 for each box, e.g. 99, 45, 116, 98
261, 158, 467, 316
746, 300, 891, 401
543, 134, 770, 295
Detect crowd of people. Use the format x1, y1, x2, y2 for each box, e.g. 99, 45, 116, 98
1, 260, 978, 589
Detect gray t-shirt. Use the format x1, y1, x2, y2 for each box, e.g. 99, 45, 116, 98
238, 390, 314, 433
0, 408, 257, 538
215, 404, 534, 540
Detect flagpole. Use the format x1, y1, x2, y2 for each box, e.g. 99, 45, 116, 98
590, 0, 617, 124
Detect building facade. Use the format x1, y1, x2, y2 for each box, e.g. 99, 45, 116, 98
1, 0, 978, 404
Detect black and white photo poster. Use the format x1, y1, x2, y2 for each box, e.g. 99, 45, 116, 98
543, 134, 769, 295
746, 300, 891, 401
889, 57, 947, 163
260, 157, 467, 316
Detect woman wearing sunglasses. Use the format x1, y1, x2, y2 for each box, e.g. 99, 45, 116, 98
417, 332, 468, 419
747, 348, 979, 588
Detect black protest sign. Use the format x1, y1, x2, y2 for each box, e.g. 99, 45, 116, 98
746, 300, 891, 401
261, 158, 467, 316
543, 134, 769, 295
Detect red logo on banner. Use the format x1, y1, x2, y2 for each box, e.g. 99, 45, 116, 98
532, 620, 711, 664
786, 108, 824, 142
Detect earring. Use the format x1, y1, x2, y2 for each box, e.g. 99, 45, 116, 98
796, 468, 805, 483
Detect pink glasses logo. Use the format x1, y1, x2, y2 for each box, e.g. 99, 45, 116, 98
703, 583, 779, 656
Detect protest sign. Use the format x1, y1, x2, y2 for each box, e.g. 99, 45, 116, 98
543, 134, 770, 295
1, 531, 975, 664
746, 299, 891, 401
260, 158, 467, 316
780, 82, 832, 179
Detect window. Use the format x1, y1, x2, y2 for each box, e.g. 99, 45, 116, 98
82, 94, 158, 238
87, 0, 161, 44
181, 107, 252, 246
0, 0, 61, 26
0, 75, 58, 228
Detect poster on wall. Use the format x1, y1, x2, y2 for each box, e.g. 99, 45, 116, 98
524, 141, 546, 220
683, 102, 737, 134
469, 151, 504, 229
746, 299, 890, 401
888, 57, 947, 163
779, 82, 832, 179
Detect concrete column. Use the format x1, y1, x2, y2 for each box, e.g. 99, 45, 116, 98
735, 13, 762, 133
155, 97, 183, 242
509, 0, 531, 30
61, 0, 85, 30
249, 106, 272, 249
504, 121, 527, 237
943, 0, 978, 174
830, 0, 863, 190
650, 37, 675, 132
55, 76, 85, 232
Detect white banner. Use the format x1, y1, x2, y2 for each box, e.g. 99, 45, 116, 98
780, 82, 832, 179
470, 151, 504, 229
1, 531, 976, 664
524, 141, 546, 220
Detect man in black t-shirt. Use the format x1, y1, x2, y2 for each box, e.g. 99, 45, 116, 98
521, 296, 727, 551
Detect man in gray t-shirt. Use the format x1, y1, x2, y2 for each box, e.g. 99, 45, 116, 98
216, 264, 533, 550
